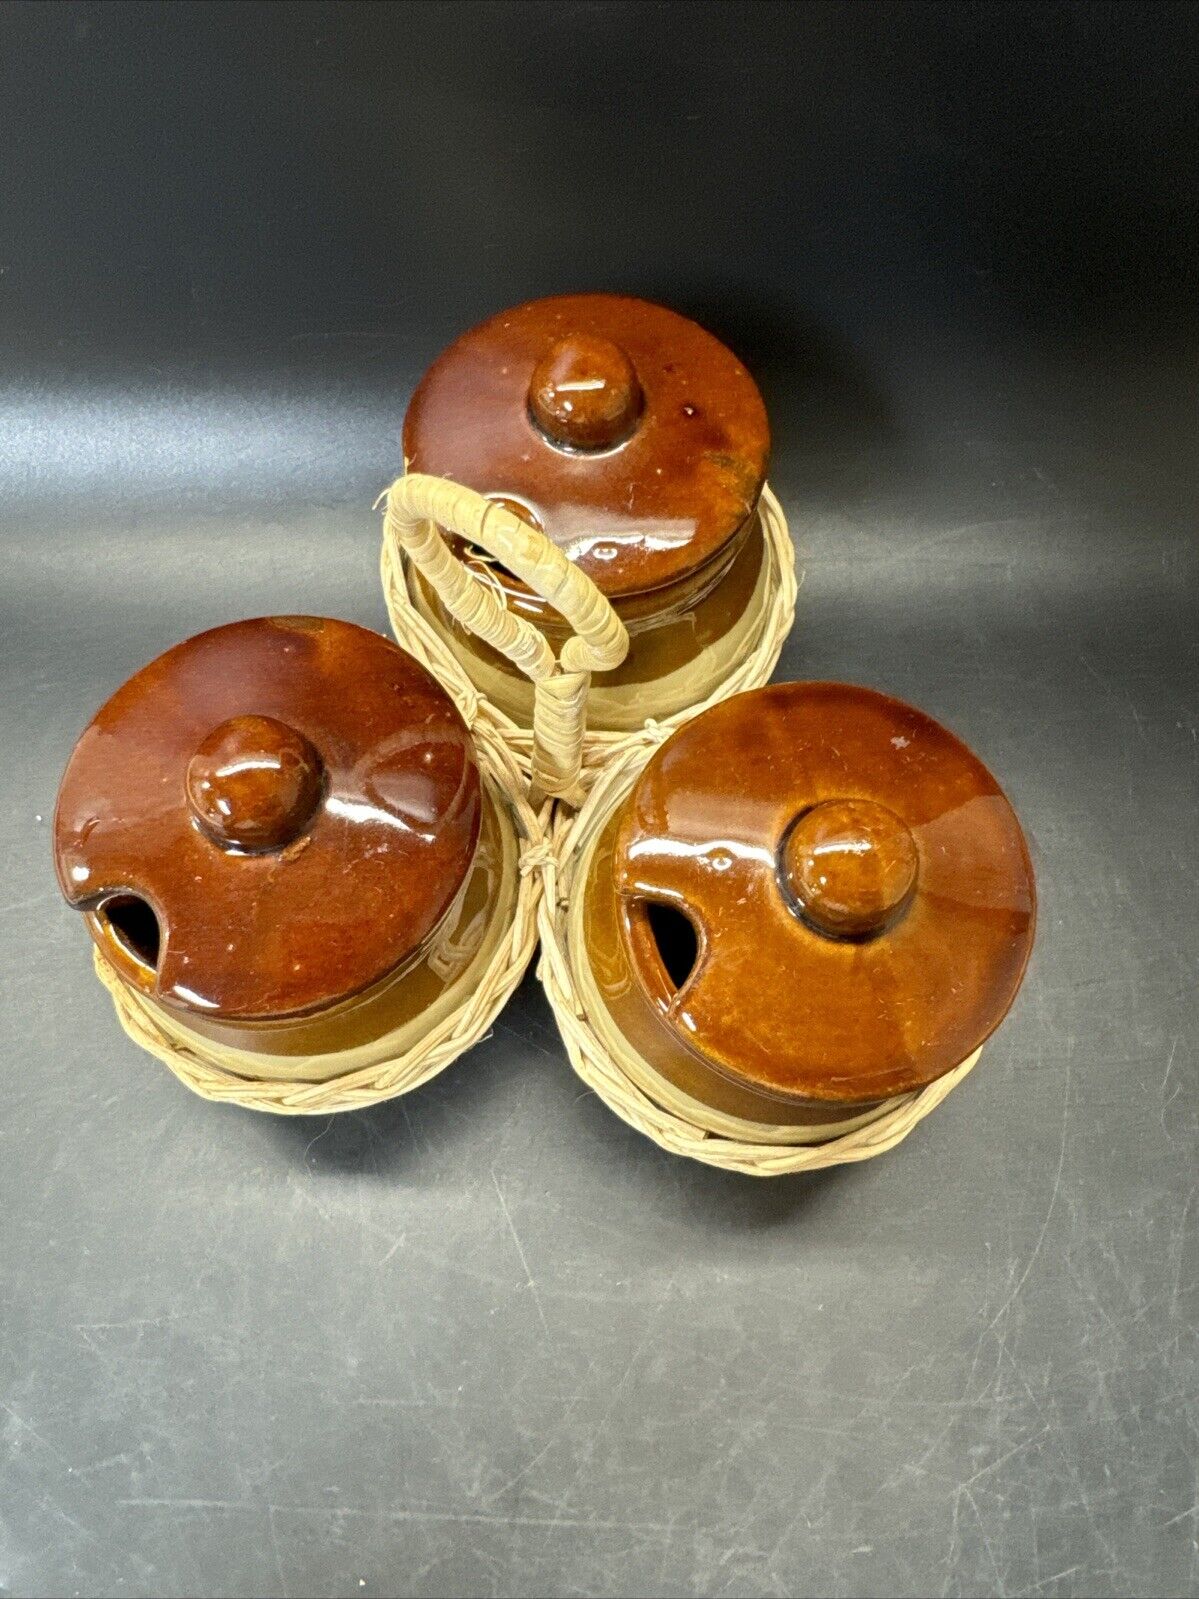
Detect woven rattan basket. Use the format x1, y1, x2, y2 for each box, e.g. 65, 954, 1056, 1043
381, 477, 797, 799
76, 479, 638, 1114
91, 703, 550, 1116
535, 738, 983, 1175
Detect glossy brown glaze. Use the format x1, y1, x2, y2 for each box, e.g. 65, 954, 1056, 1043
782, 798, 919, 938
54, 617, 481, 1024
403, 293, 770, 600
126, 789, 513, 1059
585, 683, 1036, 1115
528, 333, 644, 451
185, 715, 325, 852
413, 511, 764, 690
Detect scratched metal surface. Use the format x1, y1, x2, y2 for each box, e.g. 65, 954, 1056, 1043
2, 4, 1198, 1597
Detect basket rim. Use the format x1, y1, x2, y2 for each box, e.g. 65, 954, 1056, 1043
92, 719, 549, 1115
534, 745, 983, 1175
381, 480, 799, 790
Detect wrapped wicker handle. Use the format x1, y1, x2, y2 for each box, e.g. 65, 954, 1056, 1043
380, 474, 629, 803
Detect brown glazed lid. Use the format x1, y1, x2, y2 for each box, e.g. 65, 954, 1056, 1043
53, 617, 481, 1022
403, 294, 770, 600
613, 683, 1036, 1104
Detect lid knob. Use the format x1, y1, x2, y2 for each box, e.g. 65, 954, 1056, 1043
782, 799, 918, 939
186, 714, 324, 853
528, 333, 643, 451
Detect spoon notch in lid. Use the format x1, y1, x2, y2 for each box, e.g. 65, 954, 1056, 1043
53, 616, 482, 1024
605, 682, 1037, 1109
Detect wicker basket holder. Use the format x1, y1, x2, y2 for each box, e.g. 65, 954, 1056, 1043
534, 740, 983, 1175
98, 475, 981, 1152
93, 474, 632, 1113
95, 715, 550, 1115
381, 476, 798, 800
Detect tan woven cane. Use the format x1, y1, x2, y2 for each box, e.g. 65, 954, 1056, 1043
535, 740, 984, 1175
381, 476, 798, 796
380, 474, 630, 806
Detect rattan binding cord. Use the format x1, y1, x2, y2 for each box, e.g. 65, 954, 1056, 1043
94, 718, 551, 1114
535, 741, 984, 1175
381, 478, 798, 795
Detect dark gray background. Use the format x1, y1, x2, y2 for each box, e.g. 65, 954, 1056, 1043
1, 3, 1196, 1596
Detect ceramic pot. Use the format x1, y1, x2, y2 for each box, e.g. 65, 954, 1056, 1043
53, 616, 528, 1093
399, 293, 786, 732
570, 683, 1037, 1143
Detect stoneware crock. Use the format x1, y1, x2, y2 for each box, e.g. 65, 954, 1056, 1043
385, 293, 795, 752
53, 615, 540, 1112
542, 682, 1037, 1171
